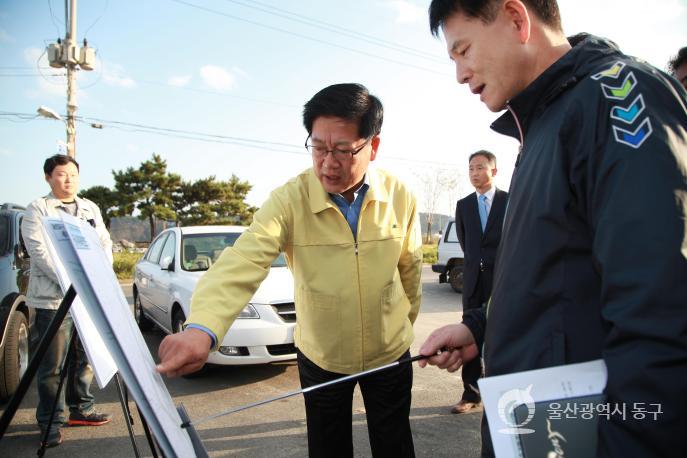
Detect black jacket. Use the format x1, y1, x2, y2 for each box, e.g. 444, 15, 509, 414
454, 189, 508, 304
462, 34, 687, 456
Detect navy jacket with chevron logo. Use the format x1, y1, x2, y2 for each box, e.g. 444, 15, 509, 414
462, 34, 687, 457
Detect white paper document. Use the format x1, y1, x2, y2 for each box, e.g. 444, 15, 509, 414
43, 214, 196, 457
42, 218, 117, 388
478, 359, 608, 458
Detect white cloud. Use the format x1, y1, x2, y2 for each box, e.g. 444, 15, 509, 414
386, 0, 425, 24
168, 75, 192, 87
24, 47, 49, 67
103, 72, 136, 88
37, 77, 68, 97
199, 65, 235, 91
100, 59, 136, 88
21, 47, 68, 99
0, 147, 14, 157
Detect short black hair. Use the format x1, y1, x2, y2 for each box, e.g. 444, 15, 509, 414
302, 83, 383, 139
668, 47, 687, 75
44, 154, 79, 176
429, 0, 562, 37
469, 149, 497, 167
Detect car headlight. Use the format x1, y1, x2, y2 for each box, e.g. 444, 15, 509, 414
237, 304, 260, 319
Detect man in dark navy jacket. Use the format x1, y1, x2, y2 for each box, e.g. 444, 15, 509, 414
451, 150, 507, 414
419, 1, 687, 457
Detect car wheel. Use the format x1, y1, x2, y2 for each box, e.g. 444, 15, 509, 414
172, 310, 186, 335
134, 293, 154, 331
0, 310, 30, 401
448, 267, 463, 293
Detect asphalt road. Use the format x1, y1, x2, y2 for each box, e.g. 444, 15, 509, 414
0, 265, 482, 457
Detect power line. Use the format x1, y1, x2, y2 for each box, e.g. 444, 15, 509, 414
78, 116, 462, 166
219, 0, 447, 65
0, 110, 304, 155
89, 123, 308, 155
0, 111, 461, 167
34, 47, 67, 86
168, 0, 447, 76
80, 115, 304, 149
0, 73, 66, 77
82, 0, 109, 38
0, 66, 56, 70
233, 0, 439, 59
47, 0, 63, 37
0, 63, 296, 107
0, 112, 39, 123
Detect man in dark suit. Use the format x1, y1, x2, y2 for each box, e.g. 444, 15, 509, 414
451, 150, 508, 414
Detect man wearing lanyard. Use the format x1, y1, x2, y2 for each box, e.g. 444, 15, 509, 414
419, 1, 687, 456
22, 154, 113, 448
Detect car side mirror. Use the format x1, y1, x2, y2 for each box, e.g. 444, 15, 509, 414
160, 255, 174, 271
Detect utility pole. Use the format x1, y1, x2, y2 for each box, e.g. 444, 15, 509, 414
45, 0, 96, 158
65, 0, 78, 158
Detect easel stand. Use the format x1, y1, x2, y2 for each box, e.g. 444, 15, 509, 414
0, 286, 159, 457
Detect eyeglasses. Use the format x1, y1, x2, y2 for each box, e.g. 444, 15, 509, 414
305, 137, 370, 161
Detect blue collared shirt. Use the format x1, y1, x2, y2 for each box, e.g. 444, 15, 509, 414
329, 177, 369, 240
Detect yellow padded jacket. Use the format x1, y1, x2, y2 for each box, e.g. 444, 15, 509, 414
187, 167, 423, 374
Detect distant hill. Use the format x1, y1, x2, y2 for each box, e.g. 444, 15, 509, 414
419, 212, 452, 240
109, 213, 452, 244
109, 217, 176, 244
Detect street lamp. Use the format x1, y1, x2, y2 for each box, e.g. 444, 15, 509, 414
37, 105, 104, 153
37, 106, 69, 155
36, 105, 63, 121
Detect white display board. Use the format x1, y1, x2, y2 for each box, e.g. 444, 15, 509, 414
42, 214, 196, 457
41, 221, 117, 388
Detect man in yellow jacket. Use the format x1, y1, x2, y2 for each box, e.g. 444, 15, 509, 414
157, 83, 423, 457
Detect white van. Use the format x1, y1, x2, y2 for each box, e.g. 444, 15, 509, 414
432, 220, 465, 292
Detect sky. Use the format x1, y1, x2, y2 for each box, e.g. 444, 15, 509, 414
1, 0, 686, 216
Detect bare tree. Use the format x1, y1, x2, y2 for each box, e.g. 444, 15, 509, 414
446, 179, 462, 220
416, 168, 461, 243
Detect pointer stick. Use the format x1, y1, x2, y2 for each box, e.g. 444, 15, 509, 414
181, 352, 441, 428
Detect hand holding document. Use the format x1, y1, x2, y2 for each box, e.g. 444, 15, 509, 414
478, 359, 607, 457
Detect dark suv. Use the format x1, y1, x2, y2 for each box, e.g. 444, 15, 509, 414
0, 203, 32, 401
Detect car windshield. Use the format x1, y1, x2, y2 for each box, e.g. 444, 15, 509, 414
181, 232, 287, 271
0, 214, 10, 256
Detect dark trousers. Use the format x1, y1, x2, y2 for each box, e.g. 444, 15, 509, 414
297, 349, 415, 458
35, 309, 94, 430
461, 271, 489, 403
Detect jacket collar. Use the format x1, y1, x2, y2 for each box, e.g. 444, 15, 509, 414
308, 166, 389, 214
477, 186, 496, 202
44, 192, 88, 212
491, 34, 622, 140
363, 166, 390, 204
